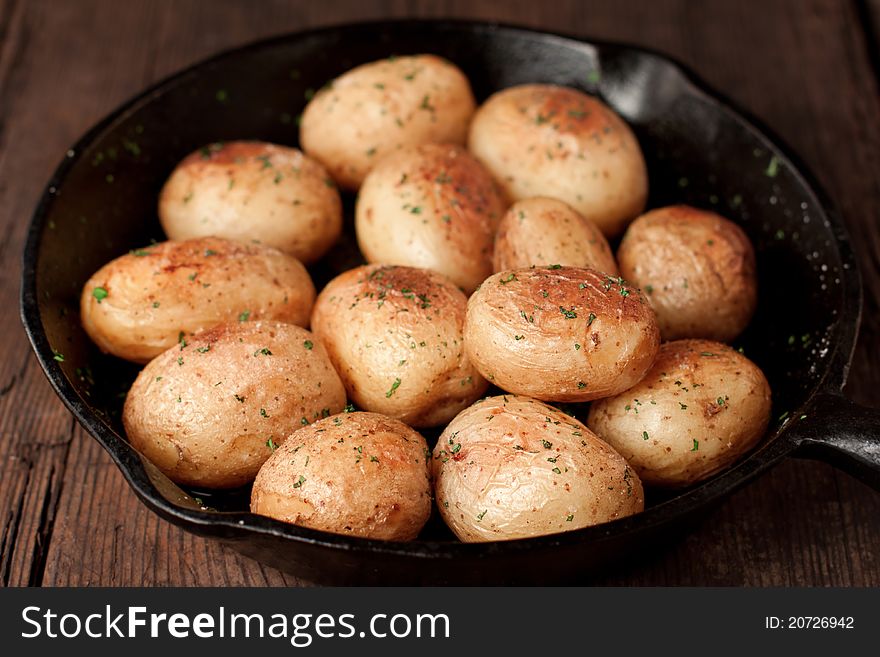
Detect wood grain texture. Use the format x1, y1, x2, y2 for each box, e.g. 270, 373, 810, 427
1, 0, 878, 586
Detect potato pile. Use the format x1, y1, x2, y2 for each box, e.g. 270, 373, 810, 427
79, 54, 771, 545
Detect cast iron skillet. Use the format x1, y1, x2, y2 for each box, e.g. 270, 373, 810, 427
20, 20, 880, 584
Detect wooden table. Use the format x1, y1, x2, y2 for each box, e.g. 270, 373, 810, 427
1, 0, 878, 586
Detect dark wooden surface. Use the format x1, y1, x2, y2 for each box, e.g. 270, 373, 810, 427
1, 0, 878, 586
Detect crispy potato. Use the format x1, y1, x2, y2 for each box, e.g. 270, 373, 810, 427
493, 197, 618, 274
616, 205, 758, 342
158, 141, 342, 263
311, 264, 488, 427
123, 321, 346, 489
300, 55, 476, 189
251, 412, 431, 541
465, 266, 660, 401
355, 143, 506, 292
433, 395, 644, 542
80, 237, 315, 363
587, 339, 771, 488
468, 84, 647, 236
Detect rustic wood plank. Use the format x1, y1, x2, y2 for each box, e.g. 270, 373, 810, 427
1, 0, 878, 586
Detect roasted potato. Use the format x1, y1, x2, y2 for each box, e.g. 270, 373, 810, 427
587, 339, 771, 488
300, 54, 476, 189
311, 264, 488, 427
123, 321, 347, 489
251, 411, 432, 541
355, 143, 506, 292
616, 205, 758, 342
433, 395, 644, 542
465, 266, 660, 401
80, 237, 315, 363
158, 141, 342, 263
493, 197, 618, 274
468, 84, 647, 236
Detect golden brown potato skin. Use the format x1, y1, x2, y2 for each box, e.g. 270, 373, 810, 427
355, 143, 506, 292
465, 266, 660, 402
251, 412, 432, 541
587, 339, 771, 488
493, 197, 618, 275
468, 84, 647, 236
300, 55, 476, 190
80, 237, 315, 363
123, 321, 346, 489
617, 205, 758, 342
158, 141, 342, 264
311, 264, 489, 427
433, 395, 644, 542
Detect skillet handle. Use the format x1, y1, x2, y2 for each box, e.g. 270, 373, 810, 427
789, 392, 880, 490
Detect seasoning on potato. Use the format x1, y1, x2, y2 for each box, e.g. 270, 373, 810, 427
493, 197, 618, 274
80, 237, 316, 363
355, 143, 506, 292
300, 54, 476, 190
158, 141, 342, 263
468, 83, 647, 237
123, 321, 347, 489
587, 339, 771, 488
251, 412, 432, 541
616, 205, 758, 342
311, 264, 489, 427
433, 395, 644, 542
464, 266, 660, 402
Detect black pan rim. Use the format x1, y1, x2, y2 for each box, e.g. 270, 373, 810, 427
19, 18, 864, 562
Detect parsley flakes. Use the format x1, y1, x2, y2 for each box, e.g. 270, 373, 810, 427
386, 378, 402, 398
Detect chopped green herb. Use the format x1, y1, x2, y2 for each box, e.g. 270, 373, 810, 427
559, 306, 577, 319
691, 439, 699, 451
642, 431, 650, 441
386, 377, 402, 398
92, 287, 108, 303
238, 310, 250, 322
292, 475, 306, 488
303, 340, 314, 350
266, 438, 277, 451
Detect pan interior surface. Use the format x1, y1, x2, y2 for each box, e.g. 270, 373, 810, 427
25, 22, 858, 551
